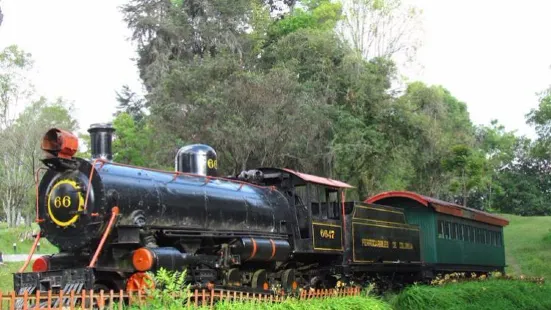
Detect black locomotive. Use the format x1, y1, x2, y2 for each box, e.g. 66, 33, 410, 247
14, 124, 448, 296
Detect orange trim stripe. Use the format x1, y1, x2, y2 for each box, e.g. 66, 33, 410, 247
269, 239, 276, 260
249, 238, 258, 261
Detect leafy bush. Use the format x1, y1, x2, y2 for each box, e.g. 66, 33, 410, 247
130, 268, 191, 310
429, 271, 544, 286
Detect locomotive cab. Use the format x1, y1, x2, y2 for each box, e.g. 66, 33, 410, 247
252, 168, 353, 256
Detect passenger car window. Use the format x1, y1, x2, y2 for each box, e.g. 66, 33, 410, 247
438, 221, 444, 238
451, 223, 457, 239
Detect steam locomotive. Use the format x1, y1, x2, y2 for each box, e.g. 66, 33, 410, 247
13, 124, 506, 296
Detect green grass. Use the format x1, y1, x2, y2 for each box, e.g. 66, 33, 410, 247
500, 214, 551, 279
389, 279, 551, 310
211, 296, 391, 310
0, 222, 58, 255
0, 262, 31, 293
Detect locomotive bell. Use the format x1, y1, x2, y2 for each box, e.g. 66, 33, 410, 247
175, 144, 217, 177
87, 123, 115, 161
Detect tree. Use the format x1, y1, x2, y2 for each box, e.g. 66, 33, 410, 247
0, 45, 34, 128
337, 0, 423, 62
265, 0, 343, 44
114, 85, 146, 124
120, 1, 345, 176
112, 112, 175, 169
0, 44, 34, 227
0, 98, 78, 227
526, 87, 551, 171
489, 137, 551, 216
442, 145, 486, 208
387, 82, 474, 199
473, 120, 517, 210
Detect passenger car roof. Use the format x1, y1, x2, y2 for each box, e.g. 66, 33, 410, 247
366, 191, 509, 227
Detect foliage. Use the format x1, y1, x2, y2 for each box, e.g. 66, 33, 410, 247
429, 271, 544, 286
137, 268, 191, 310
114, 85, 146, 124
337, 0, 424, 62
266, 0, 343, 44
0, 45, 34, 127
442, 145, 486, 207
112, 113, 175, 169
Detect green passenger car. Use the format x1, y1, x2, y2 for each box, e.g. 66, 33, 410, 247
366, 191, 508, 273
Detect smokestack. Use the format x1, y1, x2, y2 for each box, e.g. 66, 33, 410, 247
87, 123, 115, 161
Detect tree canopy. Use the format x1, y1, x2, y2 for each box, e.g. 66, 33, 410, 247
2, 0, 551, 224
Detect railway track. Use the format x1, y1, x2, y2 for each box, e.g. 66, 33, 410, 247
0, 286, 361, 309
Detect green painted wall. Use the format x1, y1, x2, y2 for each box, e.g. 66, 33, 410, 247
434, 214, 505, 267
402, 207, 437, 263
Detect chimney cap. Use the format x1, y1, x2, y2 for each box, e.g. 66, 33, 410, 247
87, 123, 115, 133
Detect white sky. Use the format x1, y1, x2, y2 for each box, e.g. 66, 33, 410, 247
1, 0, 550, 138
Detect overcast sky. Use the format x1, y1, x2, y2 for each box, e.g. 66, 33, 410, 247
1, 0, 550, 138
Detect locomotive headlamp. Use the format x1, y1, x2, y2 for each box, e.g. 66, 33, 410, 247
41, 128, 79, 159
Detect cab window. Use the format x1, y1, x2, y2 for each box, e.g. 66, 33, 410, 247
327, 190, 340, 219
310, 184, 341, 220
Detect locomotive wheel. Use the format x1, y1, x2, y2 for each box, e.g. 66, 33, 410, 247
126, 272, 155, 293
324, 275, 338, 289
309, 275, 338, 289
251, 269, 269, 290
281, 269, 298, 292
224, 268, 242, 286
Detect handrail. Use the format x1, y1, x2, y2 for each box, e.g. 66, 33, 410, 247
88, 207, 119, 268
18, 232, 41, 273
89, 158, 275, 191
341, 191, 347, 248
83, 158, 105, 213
34, 167, 48, 223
